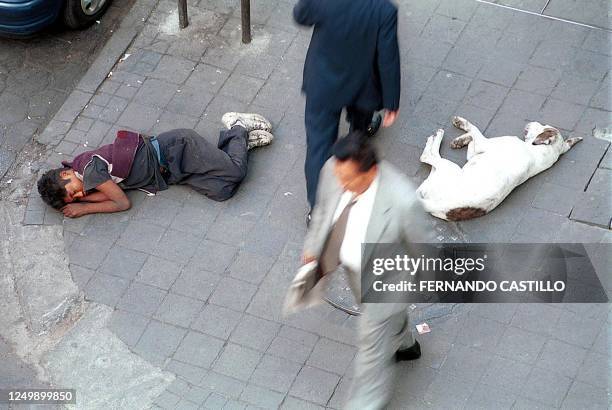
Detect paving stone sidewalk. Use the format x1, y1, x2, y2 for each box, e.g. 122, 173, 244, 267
0, 1, 138, 180
493, 0, 611, 30
24, 0, 611, 408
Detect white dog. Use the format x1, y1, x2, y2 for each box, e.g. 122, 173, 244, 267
416, 116, 582, 221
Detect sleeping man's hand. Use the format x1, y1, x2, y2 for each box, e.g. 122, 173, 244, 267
61, 203, 86, 218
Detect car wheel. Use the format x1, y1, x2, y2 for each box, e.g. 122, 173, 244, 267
63, 0, 113, 29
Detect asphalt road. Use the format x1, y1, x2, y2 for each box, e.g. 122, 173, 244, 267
0, 0, 136, 179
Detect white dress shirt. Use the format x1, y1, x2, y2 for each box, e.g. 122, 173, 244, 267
332, 176, 379, 274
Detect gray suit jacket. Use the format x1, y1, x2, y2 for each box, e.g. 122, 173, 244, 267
303, 159, 435, 322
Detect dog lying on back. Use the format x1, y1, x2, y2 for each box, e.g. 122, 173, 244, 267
416, 116, 582, 221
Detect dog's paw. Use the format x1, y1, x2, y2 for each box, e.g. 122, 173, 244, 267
452, 116, 469, 131
450, 140, 463, 149
451, 134, 472, 149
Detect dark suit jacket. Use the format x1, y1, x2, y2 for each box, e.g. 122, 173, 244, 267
294, 0, 401, 112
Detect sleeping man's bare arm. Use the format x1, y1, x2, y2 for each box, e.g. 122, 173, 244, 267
62, 180, 131, 218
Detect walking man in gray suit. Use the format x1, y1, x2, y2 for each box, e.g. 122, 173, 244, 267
301, 131, 434, 409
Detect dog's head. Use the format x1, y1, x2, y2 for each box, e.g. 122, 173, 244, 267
524, 122, 563, 146
524, 121, 583, 154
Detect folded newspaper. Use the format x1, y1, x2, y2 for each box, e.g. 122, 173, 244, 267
282, 261, 329, 316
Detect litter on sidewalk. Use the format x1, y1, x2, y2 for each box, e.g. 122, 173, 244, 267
416, 323, 431, 334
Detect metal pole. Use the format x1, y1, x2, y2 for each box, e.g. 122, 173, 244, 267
178, 0, 189, 29
241, 0, 251, 43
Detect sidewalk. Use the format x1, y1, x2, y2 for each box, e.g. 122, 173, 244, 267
16, 0, 612, 408
0, 1, 137, 179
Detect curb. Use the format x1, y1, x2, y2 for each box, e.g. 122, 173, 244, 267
36, 0, 159, 147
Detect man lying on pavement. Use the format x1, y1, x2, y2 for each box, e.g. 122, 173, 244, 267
37, 112, 273, 218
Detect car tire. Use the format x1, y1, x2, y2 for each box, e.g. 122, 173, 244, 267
63, 0, 113, 29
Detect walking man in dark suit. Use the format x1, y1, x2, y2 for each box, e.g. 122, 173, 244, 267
293, 0, 401, 218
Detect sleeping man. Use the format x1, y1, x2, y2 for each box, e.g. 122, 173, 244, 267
37, 112, 273, 218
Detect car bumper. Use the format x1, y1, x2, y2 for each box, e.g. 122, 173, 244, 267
0, 0, 62, 37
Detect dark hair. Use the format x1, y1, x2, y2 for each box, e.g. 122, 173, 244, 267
332, 130, 379, 172
37, 168, 70, 209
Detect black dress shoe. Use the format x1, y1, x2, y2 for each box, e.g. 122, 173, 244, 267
306, 211, 312, 227
367, 113, 382, 137
396, 340, 421, 362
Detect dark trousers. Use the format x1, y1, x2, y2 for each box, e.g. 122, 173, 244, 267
158, 127, 248, 201
305, 100, 373, 207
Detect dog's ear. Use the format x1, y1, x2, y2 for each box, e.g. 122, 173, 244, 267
533, 129, 558, 145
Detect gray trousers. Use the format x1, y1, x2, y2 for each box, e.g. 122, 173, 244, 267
344, 267, 415, 410
158, 127, 248, 202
